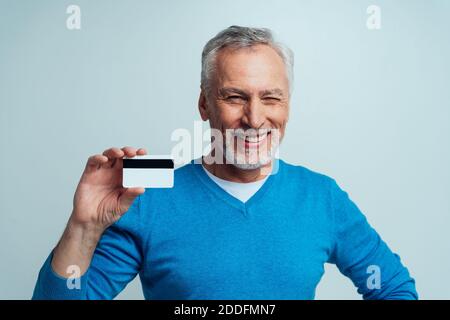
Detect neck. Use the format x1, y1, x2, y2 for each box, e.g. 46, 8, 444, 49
202, 155, 272, 183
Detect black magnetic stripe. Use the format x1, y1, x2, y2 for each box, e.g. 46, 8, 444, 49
123, 159, 174, 169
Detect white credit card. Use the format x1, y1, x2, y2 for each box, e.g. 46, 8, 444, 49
122, 155, 174, 188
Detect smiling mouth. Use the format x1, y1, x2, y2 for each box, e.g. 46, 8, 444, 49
235, 129, 272, 148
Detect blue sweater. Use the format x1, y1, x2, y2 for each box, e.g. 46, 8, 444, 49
32, 159, 418, 299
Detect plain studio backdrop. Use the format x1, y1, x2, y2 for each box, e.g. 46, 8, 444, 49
1, 0, 449, 299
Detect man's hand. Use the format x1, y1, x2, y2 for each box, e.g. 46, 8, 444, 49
71, 146, 147, 230
51, 146, 147, 278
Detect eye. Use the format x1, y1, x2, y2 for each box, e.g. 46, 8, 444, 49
263, 97, 281, 102
226, 95, 245, 102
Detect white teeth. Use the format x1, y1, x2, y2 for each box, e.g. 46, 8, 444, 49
234, 129, 272, 143
245, 134, 266, 143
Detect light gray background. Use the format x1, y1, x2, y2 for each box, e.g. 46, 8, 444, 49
1, 0, 449, 299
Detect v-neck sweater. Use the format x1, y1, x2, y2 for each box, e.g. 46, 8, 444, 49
32, 159, 418, 300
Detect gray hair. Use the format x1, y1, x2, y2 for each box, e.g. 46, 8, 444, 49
201, 25, 294, 96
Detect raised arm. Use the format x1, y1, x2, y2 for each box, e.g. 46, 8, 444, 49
32, 146, 147, 299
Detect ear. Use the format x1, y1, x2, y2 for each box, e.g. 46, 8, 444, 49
198, 89, 209, 121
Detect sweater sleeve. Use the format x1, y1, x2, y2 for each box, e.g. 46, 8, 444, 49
32, 195, 143, 300
327, 179, 418, 300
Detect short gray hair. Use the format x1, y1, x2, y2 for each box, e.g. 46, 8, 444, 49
201, 25, 294, 96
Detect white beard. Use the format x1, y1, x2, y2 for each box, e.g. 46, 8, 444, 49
223, 129, 280, 170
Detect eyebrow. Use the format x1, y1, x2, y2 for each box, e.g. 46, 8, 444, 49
218, 87, 248, 97
260, 88, 284, 97
218, 87, 285, 97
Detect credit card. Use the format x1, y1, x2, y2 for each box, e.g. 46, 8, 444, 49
122, 155, 174, 188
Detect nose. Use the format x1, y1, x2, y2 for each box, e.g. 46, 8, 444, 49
242, 98, 265, 129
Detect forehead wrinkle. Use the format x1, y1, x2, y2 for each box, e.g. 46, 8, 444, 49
213, 46, 288, 94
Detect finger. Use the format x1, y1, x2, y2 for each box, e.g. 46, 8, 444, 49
136, 148, 147, 155
102, 147, 125, 159
125, 187, 145, 195
121, 146, 138, 158
103, 147, 125, 168
119, 187, 145, 210
85, 154, 108, 171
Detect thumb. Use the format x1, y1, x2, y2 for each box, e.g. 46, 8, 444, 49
118, 187, 145, 211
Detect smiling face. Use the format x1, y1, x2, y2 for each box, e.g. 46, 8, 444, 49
199, 44, 290, 171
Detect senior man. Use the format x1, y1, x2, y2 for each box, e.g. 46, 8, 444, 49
32, 26, 418, 300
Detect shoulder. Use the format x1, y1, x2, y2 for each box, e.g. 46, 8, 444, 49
278, 159, 338, 191
280, 161, 366, 222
